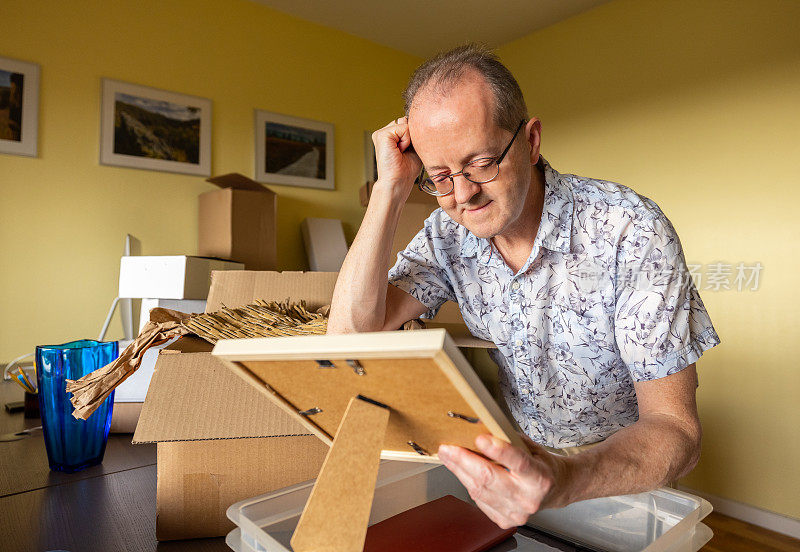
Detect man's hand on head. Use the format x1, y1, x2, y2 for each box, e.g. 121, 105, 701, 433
437, 433, 570, 530
371, 116, 422, 203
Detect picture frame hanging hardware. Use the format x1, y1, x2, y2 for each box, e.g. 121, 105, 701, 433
447, 411, 480, 423
299, 407, 323, 416
315, 360, 336, 368
346, 359, 365, 375
407, 440, 429, 456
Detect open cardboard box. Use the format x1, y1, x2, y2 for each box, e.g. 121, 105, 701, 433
132, 271, 336, 540
132, 270, 493, 540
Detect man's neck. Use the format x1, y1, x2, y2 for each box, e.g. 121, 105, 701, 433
491, 164, 546, 274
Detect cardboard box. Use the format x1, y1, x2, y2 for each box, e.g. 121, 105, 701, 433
109, 401, 142, 433
119, 256, 243, 299
199, 173, 277, 270
301, 217, 348, 271
359, 182, 465, 326
132, 271, 339, 540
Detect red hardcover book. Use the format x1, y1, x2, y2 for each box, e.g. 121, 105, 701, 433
363, 495, 517, 552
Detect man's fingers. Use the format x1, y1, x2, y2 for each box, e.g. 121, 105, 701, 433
438, 444, 513, 505
476, 434, 532, 473
437, 445, 482, 490
439, 444, 544, 526
376, 117, 412, 152
382, 116, 407, 128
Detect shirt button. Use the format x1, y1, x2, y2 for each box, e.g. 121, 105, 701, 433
511, 281, 520, 290
515, 339, 523, 347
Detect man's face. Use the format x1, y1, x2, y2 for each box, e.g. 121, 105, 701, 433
408, 72, 532, 239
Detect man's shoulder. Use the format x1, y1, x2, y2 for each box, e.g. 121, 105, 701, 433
558, 167, 682, 261
561, 170, 669, 235
566, 170, 665, 224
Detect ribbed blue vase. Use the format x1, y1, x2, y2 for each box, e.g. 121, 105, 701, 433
35, 339, 118, 473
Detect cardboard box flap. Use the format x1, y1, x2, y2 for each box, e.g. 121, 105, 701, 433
163, 336, 214, 354
206, 173, 274, 194
206, 270, 339, 312
133, 351, 312, 443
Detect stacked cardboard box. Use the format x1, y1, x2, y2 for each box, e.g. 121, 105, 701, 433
199, 173, 278, 270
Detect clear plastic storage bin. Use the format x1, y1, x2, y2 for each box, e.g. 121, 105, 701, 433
226, 462, 712, 552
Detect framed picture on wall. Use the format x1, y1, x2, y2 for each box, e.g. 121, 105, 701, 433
255, 110, 334, 190
0, 56, 40, 157
100, 79, 212, 176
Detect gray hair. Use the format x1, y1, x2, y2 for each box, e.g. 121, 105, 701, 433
402, 43, 528, 133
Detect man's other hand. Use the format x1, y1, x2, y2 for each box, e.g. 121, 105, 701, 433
437, 433, 568, 530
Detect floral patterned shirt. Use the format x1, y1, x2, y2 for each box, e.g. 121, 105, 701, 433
388, 158, 720, 448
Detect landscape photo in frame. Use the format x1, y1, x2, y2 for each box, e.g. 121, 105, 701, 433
0, 55, 40, 157
255, 110, 334, 190
100, 79, 211, 176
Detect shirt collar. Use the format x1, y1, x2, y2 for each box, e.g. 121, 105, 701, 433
460, 156, 574, 259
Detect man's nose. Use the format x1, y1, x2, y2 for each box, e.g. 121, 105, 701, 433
452, 175, 481, 205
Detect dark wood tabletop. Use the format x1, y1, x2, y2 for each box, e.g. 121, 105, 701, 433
0, 380, 230, 552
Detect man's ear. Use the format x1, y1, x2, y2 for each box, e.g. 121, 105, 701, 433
524, 118, 542, 165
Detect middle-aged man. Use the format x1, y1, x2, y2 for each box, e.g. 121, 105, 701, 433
327, 44, 720, 529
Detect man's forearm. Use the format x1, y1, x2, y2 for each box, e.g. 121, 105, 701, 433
547, 414, 701, 508
327, 184, 406, 334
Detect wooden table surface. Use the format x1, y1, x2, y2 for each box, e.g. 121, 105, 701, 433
0, 380, 229, 552
6, 378, 795, 552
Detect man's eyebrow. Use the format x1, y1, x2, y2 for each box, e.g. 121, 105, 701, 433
427, 150, 494, 172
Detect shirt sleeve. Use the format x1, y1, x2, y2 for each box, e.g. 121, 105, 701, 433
614, 210, 721, 381
388, 216, 456, 320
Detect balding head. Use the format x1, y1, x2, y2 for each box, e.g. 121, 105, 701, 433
402, 43, 528, 134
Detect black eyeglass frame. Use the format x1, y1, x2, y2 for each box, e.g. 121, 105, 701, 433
414, 119, 527, 197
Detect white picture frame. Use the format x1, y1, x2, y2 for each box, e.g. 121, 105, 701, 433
255, 109, 334, 190
100, 78, 211, 176
0, 56, 40, 157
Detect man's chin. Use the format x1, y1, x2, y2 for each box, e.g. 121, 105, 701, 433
456, 219, 501, 239
449, 203, 498, 235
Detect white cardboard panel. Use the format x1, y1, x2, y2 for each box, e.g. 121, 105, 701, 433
119, 256, 243, 299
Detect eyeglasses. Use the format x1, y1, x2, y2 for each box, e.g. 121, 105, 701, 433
415, 119, 526, 196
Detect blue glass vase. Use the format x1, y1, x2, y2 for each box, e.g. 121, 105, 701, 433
35, 339, 118, 473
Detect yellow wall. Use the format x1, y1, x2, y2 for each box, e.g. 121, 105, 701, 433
497, 0, 800, 519
0, 0, 419, 358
